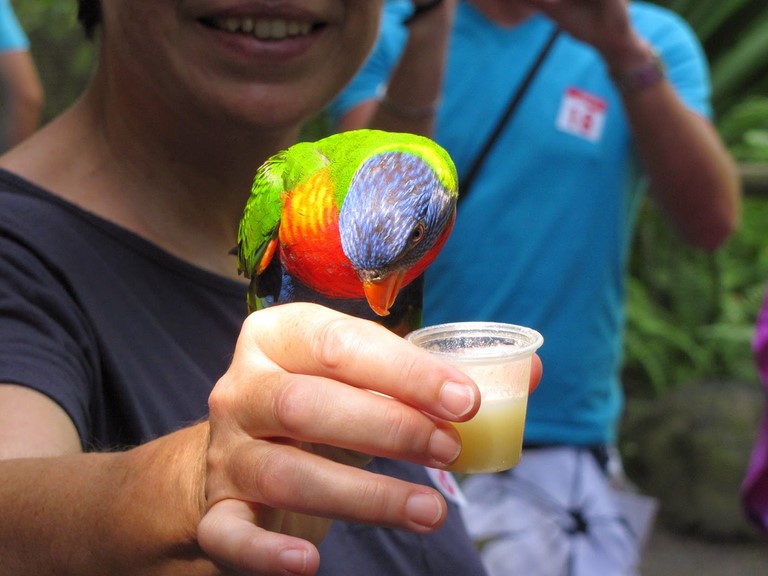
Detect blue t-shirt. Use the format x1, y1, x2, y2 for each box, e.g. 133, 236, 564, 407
0, 0, 29, 52
331, 1, 711, 445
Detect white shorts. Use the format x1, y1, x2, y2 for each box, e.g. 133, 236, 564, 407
460, 447, 657, 576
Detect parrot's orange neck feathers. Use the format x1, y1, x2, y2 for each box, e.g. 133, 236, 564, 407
279, 169, 364, 298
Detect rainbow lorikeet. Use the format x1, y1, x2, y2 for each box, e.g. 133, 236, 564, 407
236, 129, 458, 335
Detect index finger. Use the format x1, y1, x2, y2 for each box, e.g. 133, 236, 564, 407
242, 303, 481, 422
530, 353, 543, 394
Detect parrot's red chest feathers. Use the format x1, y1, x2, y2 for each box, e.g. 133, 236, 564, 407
278, 169, 365, 298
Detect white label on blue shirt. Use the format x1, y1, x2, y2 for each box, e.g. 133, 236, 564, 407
556, 87, 607, 143
425, 467, 468, 507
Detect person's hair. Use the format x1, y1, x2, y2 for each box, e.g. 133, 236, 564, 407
77, 0, 102, 40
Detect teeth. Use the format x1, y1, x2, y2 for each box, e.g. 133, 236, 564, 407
213, 17, 312, 39
223, 17, 240, 32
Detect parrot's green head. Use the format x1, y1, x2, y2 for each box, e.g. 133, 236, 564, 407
337, 135, 458, 316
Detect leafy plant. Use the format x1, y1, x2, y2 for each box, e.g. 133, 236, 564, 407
719, 97, 768, 163
624, 195, 768, 397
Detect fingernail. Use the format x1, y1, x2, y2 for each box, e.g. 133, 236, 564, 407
279, 548, 308, 575
406, 492, 444, 528
440, 381, 475, 418
429, 428, 461, 465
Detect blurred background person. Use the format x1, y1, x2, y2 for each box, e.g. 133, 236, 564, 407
330, 0, 741, 573
743, 286, 768, 534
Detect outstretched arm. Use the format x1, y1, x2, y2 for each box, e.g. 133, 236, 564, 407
1, 304, 543, 575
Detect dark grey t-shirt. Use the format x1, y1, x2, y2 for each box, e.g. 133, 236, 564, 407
0, 169, 486, 575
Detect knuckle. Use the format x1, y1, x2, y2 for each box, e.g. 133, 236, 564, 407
355, 477, 398, 520
207, 379, 230, 419
311, 316, 362, 372
271, 378, 315, 435
381, 403, 420, 450
252, 445, 304, 506
207, 371, 247, 425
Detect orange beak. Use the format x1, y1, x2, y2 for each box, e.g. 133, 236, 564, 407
362, 271, 407, 317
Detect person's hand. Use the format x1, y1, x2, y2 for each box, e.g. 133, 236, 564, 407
523, 0, 649, 71
397, 0, 458, 36
198, 302, 491, 575
530, 350, 543, 394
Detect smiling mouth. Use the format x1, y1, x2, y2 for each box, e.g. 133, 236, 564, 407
200, 17, 322, 40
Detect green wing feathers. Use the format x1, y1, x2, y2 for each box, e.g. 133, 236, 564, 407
236, 152, 286, 279
237, 144, 333, 274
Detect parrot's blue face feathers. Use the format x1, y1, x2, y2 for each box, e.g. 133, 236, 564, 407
339, 151, 455, 278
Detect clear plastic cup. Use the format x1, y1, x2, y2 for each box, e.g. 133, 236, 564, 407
406, 322, 543, 473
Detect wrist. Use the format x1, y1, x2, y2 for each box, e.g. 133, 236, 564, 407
378, 92, 439, 121
115, 426, 210, 562
609, 41, 666, 97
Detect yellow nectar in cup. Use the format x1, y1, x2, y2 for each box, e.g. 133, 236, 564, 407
406, 322, 543, 474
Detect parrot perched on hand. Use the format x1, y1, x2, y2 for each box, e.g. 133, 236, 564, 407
236, 129, 458, 335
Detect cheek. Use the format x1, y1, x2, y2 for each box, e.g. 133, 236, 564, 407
102, 2, 180, 86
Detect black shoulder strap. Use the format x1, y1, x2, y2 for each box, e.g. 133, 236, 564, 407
459, 27, 561, 202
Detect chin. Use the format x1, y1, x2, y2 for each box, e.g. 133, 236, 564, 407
243, 90, 331, 128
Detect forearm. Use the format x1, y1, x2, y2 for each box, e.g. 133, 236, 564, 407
0, 424, 210, 576
623, 81, 740, 250
0, 51, 44, 149
3, 91, 43, 148
609, 41, 741, 250
339, 1, 454, 136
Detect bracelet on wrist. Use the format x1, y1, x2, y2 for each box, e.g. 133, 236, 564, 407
378, 94, 439, 120
403, 0, 445, 26
611, 48, 666, 96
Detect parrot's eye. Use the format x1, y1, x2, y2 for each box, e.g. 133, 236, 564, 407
409, 223, 425, 246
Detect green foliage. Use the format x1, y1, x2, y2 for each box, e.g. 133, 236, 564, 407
298, 114, 334, 143
624, 196, 768, 396
720, 97, 768, 163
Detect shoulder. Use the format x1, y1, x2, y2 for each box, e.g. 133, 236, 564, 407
630, 2, 701, 50
630, 2, 711, 116
0, 170, 68, 241
0, 169, 143, 296
0, 169, 90, 240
